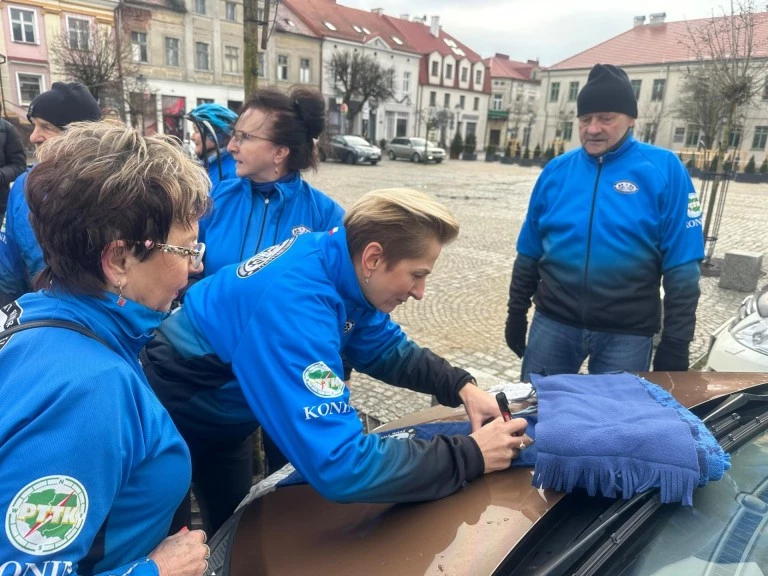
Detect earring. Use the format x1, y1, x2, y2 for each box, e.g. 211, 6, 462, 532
364, 275, 370, 285
274, 164, 279, 176
116, 279, 126, 307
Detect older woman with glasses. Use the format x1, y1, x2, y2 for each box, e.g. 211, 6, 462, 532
199, 86, 344, 277
0, 122, 211, 576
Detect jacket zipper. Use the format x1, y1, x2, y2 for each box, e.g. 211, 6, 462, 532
582, 156, 603, 325
239, 189, 258, 262
254, 196, 270, 253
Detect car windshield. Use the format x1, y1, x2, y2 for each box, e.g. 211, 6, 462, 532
344, 136, 370, 146
621, 429, 768, 575
410, 138, 439, 148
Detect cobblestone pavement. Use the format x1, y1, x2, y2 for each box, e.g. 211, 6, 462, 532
304, 159, 767, 426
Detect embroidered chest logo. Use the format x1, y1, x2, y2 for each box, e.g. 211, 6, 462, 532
292, 225, 312, 237
6, 475, 89, 556
0, 301, 23, 352
237, 236, 296, 278
613, 180, 639, 194
302, 361, 346, 398
343, 320, 355, 335
687, 192, 702, 218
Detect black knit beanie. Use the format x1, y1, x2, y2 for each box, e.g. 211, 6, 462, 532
27, 82, 102, 128
577, 64, 638, 118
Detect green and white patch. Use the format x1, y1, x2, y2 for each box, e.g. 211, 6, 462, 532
687, 192, 702, 218
302, 362, 346, 398
5, 475, 88, 556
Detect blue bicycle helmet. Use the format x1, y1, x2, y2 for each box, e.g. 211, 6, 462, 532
187, 103, 238, 141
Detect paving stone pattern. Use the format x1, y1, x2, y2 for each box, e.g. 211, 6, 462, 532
305, 160, 767, 426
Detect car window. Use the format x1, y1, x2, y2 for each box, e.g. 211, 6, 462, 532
410, 138, 426, 147
618, 430, 768, 575
332, 137, 343, 144
345, 136, 369, 146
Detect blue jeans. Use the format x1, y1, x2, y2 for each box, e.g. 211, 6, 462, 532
521, 311, 653, 382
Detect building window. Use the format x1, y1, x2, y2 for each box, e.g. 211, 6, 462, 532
475, 69, 482, 85
257, 52, 265, 78
429, 91, 436, 107
751, 126, 768, 150
67, 17, 89, 50
197, 98, 214, 106
443, 93, 450, 108
10, 8, 36, 43
685, 125, 701, 147
473, 97, 479, 111
549, 82, 560, 102
299, 58, 311, 83
402, 71, 410, 94
728, 126, 742, 148
492, 94, 503, 111
17, 73, 42, 104
567, 81, 579, 101
431, 61, 439, 77
651, 79, 665, 101
257, 7, 264, 21
461, 67, 468, 82
228, 100, 242, 113
631, 79, 642, 101
459, 95, 465, 109
277, 55, 288, 80
195, 42, 210, 70
445, 63, 453, 80
224, 46, 239, 73
195, 0, 206, 14
225, 1, 237, 21
562, 121, 573, 141
763, 78, 768, 100
165, 37, 180, 67
673, 127, 685, 143
642, 122, 657, 144
131, 31, 148, 63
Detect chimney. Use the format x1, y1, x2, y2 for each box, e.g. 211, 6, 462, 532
400, 13, 409, 20
371, 8, 383, 15
430, 15, 439, 37
649, 12, 666, 25
495, 53, 510, 60
527, 59, 538, 66
633, 15, 646, 27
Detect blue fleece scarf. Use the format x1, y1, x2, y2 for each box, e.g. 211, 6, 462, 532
530, 372, 730, 506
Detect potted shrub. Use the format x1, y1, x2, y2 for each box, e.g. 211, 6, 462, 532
557, 143, 565, 156
735, 154, 768, 183
542, 144, 555, 166
501, 141, 515, 164
449, 132, 463, 160
485, 144, 498, 162
461, 134, 477, 160
520, 146, 533, 167
761, 157, 768, 174
533, 144, 541, 162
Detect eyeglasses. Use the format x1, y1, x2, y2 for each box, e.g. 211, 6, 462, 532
154, 242, 206, 269
231, 129, 272, 145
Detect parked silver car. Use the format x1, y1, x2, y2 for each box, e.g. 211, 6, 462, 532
386, 137, 445, 163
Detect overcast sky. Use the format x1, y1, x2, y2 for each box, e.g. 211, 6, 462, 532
341, 0, 743, 65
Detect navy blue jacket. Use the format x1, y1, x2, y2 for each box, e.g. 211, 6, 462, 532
0, 292, 190, 576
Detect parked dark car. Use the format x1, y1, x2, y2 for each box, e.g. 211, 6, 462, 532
207, 371, 768, 576
387, 137, 446, 163
318, 135, 381, 165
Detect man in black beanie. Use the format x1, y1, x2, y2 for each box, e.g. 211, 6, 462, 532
4, 82, 102, 296
505, 63, 703, 379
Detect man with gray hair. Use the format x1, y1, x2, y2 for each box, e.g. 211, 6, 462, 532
505, 63, 704, 380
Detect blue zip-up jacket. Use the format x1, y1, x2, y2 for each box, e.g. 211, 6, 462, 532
142, 228, 484, 503
0, 231, 29, 305
0, 292, 191, 576
511, 135, 703, 339
199, 171, 344, 276
5, 169, 43, 283
205, 149, 237, 187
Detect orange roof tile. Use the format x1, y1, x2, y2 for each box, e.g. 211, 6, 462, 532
485, 53, 539, 81
551, 12, 768, 70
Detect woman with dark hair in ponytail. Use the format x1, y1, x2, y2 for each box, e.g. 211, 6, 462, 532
155, 87, 344, 535
198, 86, 344, 277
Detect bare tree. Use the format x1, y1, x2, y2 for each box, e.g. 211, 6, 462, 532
327, 51, 395, 132
679, 0, 767, 258
49, 23, 134, 109
674, 69, 729, 151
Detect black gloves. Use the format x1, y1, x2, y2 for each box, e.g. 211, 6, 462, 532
653, 337, 690, 371
505, 312, 528, 358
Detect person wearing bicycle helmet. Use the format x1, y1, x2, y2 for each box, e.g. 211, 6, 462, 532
187, 103, 238, 186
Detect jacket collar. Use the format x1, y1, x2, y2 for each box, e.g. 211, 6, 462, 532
250, 171, 302, 200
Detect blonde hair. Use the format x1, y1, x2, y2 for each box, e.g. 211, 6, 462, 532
28, 120, 211, 295
344, 188, 459, 267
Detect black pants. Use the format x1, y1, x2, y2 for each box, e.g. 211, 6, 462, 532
171, 434, 254, 536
